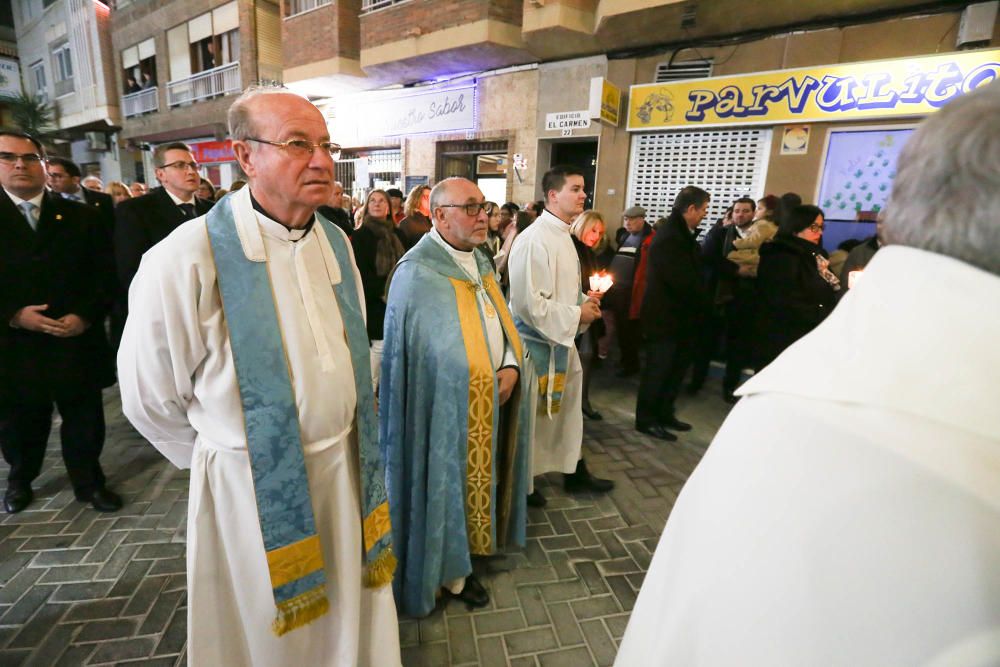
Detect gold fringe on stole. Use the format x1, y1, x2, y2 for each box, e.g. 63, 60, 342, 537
364, 547, 398, 588
272, 586, 330, 636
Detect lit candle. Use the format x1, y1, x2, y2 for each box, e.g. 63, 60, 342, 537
848, 270, 864, 290
589, 271, 614, 294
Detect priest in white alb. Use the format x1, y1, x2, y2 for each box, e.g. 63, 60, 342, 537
508, 165, 614, 506
117, 86, 401, 666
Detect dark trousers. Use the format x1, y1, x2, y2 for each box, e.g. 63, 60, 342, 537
688, 309, 723, 390
635, 336, 694, 428
0, 389, 107, 495
613, 301, 641, 372
723, 295, 756, 394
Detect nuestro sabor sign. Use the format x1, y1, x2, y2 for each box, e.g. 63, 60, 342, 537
337, 84, 477, 141
627, 48, 1000, 131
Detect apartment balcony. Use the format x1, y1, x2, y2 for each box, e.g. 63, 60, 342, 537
122, 87, 159, 118
166, 62, 241, 109
358, 0, 533, 83
523, 0, 952, 61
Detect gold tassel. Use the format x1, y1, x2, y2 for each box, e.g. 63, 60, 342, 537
364, 548, 397, 588
272, 586, 330, 636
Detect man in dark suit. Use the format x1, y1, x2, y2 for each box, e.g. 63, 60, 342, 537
46, 156, 115, 239
316, 180, 353, 237
0, 130, 121, 513
635, 186, 711, 442
114, 142, 214, 294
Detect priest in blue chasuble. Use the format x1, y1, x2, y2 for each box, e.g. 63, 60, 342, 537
381, 177, 531, 617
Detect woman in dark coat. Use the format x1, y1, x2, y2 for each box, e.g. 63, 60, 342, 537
755, 204, 841, 370
350, 189, 406, 350
570, 210, 608, 420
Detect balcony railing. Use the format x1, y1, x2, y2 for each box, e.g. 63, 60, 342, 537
54, 78, 75, 97
167, 62, 241, 108
122, 87, 159, 118
361, 0, 410, 13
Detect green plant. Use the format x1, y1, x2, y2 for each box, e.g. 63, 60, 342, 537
6, 92, 57, 138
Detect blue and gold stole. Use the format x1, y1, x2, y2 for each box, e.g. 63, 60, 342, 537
514, 294, 585, 417
206, 193, 394, 636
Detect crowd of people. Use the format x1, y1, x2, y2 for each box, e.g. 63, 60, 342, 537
3, 77, 996, 666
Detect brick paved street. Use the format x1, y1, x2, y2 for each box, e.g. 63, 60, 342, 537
0, 365, 734, 666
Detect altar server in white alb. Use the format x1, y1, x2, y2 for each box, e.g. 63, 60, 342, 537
508, 165, 614, 506
617, 80, 1000, 666
118, 85, 401, 666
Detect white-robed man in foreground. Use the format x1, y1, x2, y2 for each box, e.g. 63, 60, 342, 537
616, 81, 1000, 666
508, 165, 613, 506
118, 85, 401, 666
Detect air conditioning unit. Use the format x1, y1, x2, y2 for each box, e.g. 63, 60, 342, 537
85, 132, 109, 152
957, 1, 998, 47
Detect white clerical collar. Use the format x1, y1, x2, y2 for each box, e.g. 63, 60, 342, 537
164, 188, 195, 207
5, 188, 44, 209
429, 227, 479, 272
256, 210, 311, 242
538, 209, 572, 233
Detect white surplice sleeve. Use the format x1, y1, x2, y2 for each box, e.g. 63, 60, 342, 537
509, 232, 581, 348
117, 242, 208, 470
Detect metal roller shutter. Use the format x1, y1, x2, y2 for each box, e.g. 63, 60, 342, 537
626, 128, 772, 236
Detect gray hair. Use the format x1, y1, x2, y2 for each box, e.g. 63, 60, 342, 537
227, 83, 291, 142
883, 80, 1000, 275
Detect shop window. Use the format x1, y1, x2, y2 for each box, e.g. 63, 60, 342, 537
336, 148, 402, 202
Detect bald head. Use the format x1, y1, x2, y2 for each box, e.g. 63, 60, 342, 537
429, 177, 490, 251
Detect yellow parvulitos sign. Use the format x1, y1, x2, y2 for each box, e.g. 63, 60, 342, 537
627, 49, 1000, 130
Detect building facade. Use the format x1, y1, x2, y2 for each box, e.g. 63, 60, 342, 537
12, 0, 121, 180
110, 0, 281, 187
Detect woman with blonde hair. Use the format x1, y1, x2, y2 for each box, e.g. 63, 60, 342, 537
105, 180, 132, 206
570, 210, 608, 420
351, 189, 407, 382
397, 184, 432, 248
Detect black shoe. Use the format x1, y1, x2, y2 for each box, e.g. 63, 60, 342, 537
662, 417, 692, 432
636, 424, 678, 442
445, 574, 490, 608
77, 487, 123, 513
3, 483, 33, 514
582, 406, 603, 421
723, 392, 739, 404
526, 490, 547, 508
564, 459, 614, 494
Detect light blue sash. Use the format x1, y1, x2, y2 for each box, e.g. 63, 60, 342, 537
514, 318, 569, 417
206, 195, 393, 636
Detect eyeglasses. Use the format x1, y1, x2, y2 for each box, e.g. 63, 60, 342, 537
159, 161, 200, 172
809, 223, 825, 232
438, 202, 495, 216
0, 152, 43, 165
246, 137, 342, 161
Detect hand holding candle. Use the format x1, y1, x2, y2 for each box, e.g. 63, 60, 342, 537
589, 271, 613, 294
848, 270, 864, 290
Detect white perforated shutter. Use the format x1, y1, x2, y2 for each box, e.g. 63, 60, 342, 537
626, 128, 772, 237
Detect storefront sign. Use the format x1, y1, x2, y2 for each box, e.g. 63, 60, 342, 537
780, 125, 811, 155
545, 110, 591, 131
338, 84, 477, 140
627, 48, 1000, 130
589, 77, 621, 126
0, 58, 22, 98
190, 140, 235, 164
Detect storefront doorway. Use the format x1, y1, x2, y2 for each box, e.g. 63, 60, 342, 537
436, 140, 509, 203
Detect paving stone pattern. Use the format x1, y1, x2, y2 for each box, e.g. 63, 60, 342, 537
0, 366, 733, 666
